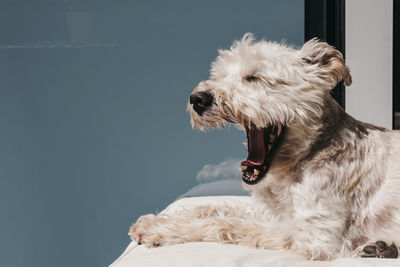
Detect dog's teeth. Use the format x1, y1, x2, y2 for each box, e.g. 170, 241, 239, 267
254, 169, 260, 175
239, 168, 245, 173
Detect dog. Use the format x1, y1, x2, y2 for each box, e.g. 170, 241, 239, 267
129, 34, 400, 260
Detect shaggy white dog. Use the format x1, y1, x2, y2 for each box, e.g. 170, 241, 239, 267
129, 34, 400, 260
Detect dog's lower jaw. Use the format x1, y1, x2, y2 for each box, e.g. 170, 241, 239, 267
240, 124, 287, 184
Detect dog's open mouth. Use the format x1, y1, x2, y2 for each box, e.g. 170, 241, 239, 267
240, 123, 286, 185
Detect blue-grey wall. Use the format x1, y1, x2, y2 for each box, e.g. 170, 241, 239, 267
0, 1, 303, 266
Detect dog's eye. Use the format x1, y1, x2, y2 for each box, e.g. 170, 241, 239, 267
244, 75, 259, 82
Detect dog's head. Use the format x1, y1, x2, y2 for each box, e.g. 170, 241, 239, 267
188, 34, 352, 184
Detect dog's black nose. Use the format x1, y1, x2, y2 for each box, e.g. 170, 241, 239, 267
190, 91, 213, 115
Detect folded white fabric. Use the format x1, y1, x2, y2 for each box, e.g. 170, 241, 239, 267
110, 196, 400, 267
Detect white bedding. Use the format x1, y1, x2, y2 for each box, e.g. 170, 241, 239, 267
110, 196, 400, 267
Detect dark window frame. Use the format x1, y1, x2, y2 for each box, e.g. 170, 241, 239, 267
304, 0, 346, 109
394, 0, 399, 129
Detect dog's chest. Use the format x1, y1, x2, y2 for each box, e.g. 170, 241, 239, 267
250, 175, 297, 218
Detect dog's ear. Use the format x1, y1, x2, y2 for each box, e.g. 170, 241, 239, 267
301, 38, 352, 87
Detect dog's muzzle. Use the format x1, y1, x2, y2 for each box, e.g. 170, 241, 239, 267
189, 91, 213, 116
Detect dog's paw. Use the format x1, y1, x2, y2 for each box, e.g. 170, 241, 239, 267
360, 241, 398, 258
129, 214, 166, 248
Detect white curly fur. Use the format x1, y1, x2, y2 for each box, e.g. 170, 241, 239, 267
189, 34, 350, 131
130, 34, 400, 260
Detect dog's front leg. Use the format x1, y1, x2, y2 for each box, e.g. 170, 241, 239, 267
129, 211, 291, 250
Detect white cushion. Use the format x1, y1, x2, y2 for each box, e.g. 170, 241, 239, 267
110, 196, 400, 267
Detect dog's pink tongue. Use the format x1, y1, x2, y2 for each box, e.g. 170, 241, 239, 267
241, 128, 265, 166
